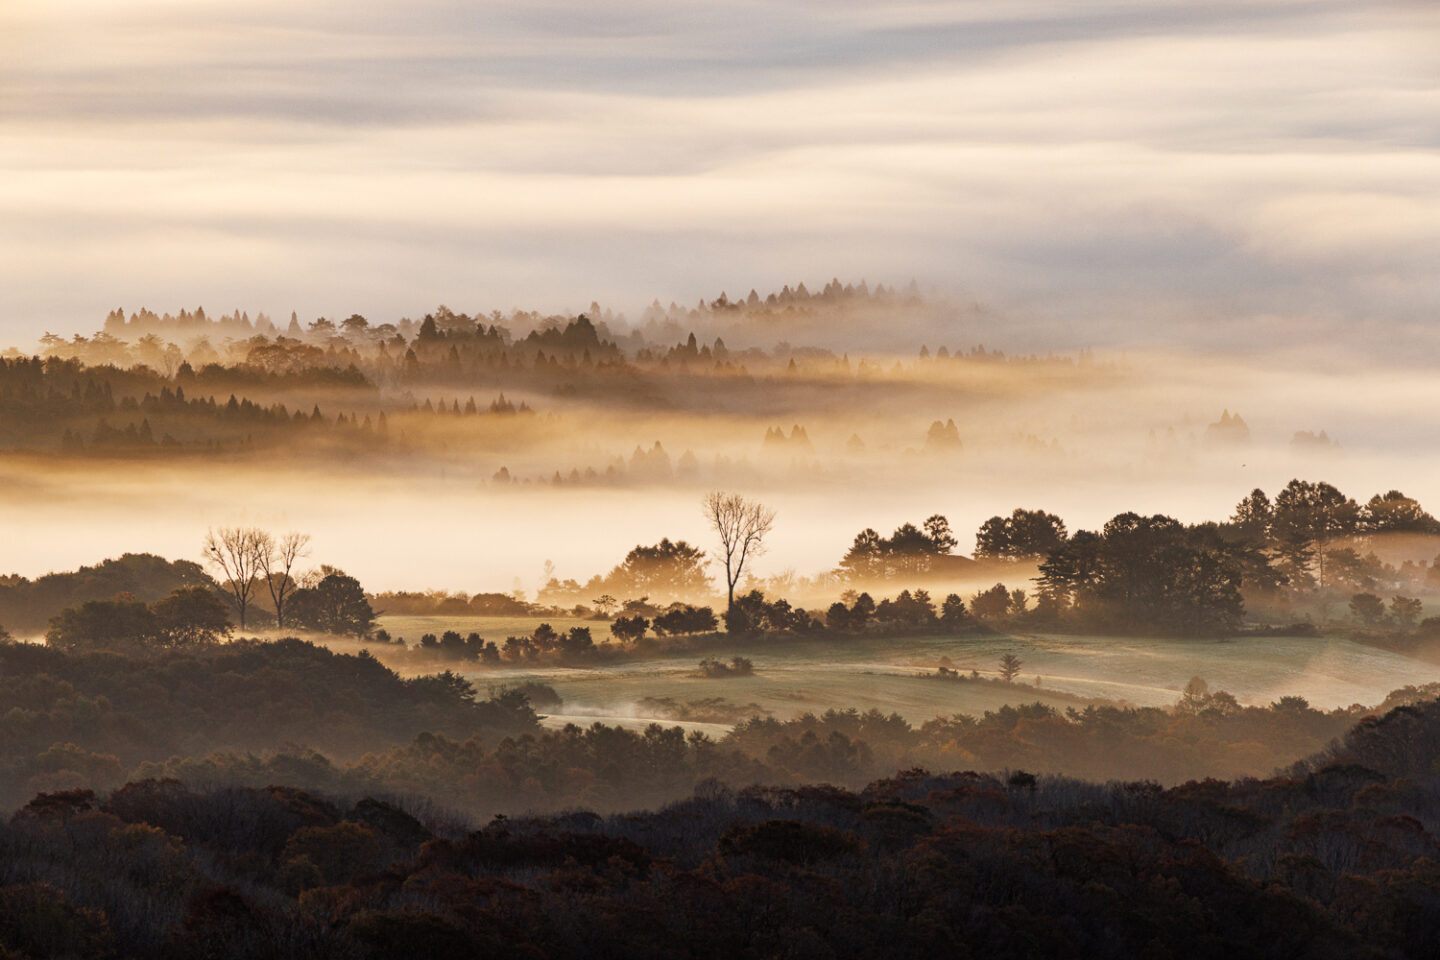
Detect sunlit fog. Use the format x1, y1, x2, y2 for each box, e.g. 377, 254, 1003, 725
7, 318, 1440, 591
3, 5, 1440, 955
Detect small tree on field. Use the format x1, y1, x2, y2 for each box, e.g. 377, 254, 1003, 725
1391, 595, 1423, 630
703, 491, 776, 618
939, 594, 969, 631
850, 592, 875, 624
1349, 592, 1386, 628
998, 652, 1023, 683
653, 604, 718, 636
288, 572, 376, 637
610, 615, 649, 643
971, 583, 1011, 619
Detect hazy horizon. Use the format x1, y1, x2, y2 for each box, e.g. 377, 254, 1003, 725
3, 0, 1437, 357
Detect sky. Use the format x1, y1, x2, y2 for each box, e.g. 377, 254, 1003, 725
1, 0, 1436, 353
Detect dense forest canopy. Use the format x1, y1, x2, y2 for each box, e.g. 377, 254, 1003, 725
4, 667, 1440, 958
0, 554, 213, 634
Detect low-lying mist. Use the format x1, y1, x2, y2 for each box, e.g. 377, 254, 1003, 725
4, 346, 1440, 594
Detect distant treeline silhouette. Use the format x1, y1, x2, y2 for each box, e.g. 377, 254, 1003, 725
832, 485, 1440, 636
16, 282, 1101, 471
0, 355, 540, 456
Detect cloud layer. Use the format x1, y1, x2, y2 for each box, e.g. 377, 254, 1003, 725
1, 0, 1436, 352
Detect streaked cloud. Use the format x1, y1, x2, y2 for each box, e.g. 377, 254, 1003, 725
0, 0, 1435, 353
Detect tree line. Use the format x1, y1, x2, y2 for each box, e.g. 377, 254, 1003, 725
828, 482, 1440, 636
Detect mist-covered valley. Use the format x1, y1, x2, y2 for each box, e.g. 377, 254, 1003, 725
6, 288, 1440, 596
10, 288, 1440, 806
4, 213, 1440, 960
7, 0, 1440, 951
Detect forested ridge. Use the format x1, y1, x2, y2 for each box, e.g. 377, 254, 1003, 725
4, 696, 1440, 958
0, 554, 212, 634
3, 284, 1092, 463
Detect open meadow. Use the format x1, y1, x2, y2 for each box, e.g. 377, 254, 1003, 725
370, 615, 1440, 733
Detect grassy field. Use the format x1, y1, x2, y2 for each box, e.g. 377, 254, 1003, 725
371, 617, 1440, 734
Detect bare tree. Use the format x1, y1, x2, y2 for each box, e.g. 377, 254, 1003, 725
261, 531, 311, 629
204, 527, 268, 629
702, 491, 776, 615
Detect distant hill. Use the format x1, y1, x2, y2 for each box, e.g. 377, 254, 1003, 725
1310, 690, 1440, 779
0, 553, 214, 635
